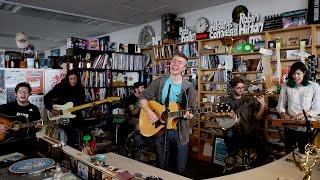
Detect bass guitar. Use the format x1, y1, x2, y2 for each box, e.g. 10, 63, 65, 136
139, 100, 231, 137
48, 96, 120, 120
0, 114, 69, 142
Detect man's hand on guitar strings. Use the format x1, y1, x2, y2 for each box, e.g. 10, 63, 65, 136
0, 124, 8, 134
254, 95, 265, 107
183, 110, 194, 119
51, 109, 60, 117
146, 109, 159, 123
34, 120, 43, 128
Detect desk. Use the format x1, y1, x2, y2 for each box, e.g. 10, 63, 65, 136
208, 154, 320, 180
62, 146, 189, 180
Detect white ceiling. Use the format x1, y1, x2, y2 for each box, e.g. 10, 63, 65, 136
0, 0, 235, 52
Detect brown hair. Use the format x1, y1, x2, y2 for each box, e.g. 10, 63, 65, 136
230, 77, 244, 88
173, 52, 188, 62
15, 82, 32, 93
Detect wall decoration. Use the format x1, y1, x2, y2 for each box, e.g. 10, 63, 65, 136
209, 20, 238, 39
107, 42, 117, 52
287, 35, 300, 46
212, 137, 228, 166
50, 49, 60, 56
138, 25, 155, 48
195, 17, 209, 33
179, 27, 196, 43
232, 5, 248, 23
26, 69, 44, 94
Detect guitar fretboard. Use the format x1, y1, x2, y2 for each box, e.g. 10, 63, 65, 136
169, 106, 214, 118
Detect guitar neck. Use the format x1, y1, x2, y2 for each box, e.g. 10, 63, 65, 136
169, 107, 213, 118
68, 97, 119, 113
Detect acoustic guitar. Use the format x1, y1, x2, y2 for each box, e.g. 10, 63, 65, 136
139, 100, 231, 137
47, 96, 120, 120
0, 114, 69, 142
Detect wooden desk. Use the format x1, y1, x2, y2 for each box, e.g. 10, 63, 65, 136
208, 154, 320, 180
62, 146, 189, 180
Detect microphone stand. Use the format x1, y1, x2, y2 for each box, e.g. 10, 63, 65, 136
162, 84, 171, 169
302, 110, 313, 143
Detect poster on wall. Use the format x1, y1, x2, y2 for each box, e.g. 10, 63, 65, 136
0, 87, 7, 105
0, 69, 4, 87
44, 69, 63, 94
5, 69, 26, 88
29, 95, 44, 118
50, 49, 60, 56
26, 70, 44, 94
7, 88, 15, 103
212, 137, 228, 166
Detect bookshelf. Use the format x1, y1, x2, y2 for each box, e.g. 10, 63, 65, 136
148, 24, 320, 162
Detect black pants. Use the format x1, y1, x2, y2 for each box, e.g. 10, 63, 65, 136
284, 128, 308, 154
224, 127, 268, 166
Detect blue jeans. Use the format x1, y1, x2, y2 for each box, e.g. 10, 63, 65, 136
154, 130, 188, 174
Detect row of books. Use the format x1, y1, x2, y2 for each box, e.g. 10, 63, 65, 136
205, 69, 230, 82
80, 71, 112, 88
110, 53, 144, 71
176, 42, 198, 58
92, 54, 110, 69
154, 61, 170, 74
154, 45, 174, 59
201, 55, 233, 70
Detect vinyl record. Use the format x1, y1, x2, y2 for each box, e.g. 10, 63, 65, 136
232, 5, 248, 23
9, 158, 54, 174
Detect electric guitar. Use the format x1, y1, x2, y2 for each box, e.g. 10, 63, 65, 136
0, 114, 69, 142
47, 96, 120, 120
139, 100, 231, 137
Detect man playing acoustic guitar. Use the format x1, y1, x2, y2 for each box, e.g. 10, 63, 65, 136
0, 82, 42, 155
139, 53, 196, 174
217, 77, 267, 170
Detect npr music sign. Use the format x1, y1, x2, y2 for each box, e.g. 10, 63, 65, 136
209, 13, 264, 39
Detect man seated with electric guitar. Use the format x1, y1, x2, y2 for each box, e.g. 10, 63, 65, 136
139, 53, 196, 174
0, 82, 42, 155
44, 69, 86, 149
216, 77, 267, 170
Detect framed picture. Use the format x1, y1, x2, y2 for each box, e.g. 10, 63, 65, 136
77, 160, 89, 180
50, 49, 60, 56
212, 136, 228, 166
254, 40, 265, 50
267, 40, 276, 49
287, 35, 300, 46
